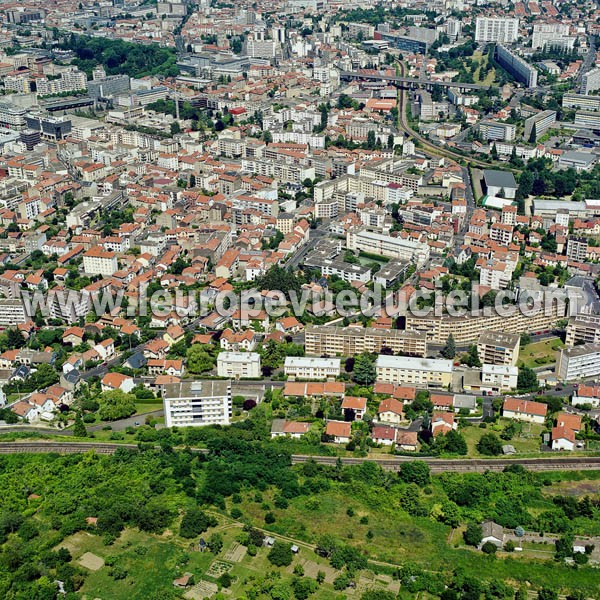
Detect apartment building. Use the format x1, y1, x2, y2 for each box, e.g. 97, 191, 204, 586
346, 228, 430, 265
566, 237, 588, 262
216, 352, 261, 379
478, 120, 516, 142
304, 255, 372, 283
163, 380, 232, 427
0, 298, 27, 327
565, 315, 600, 346
495, 45, 538, 88
574, 111, 600, 131
524, 110, 556, 142
305, 325, 427, 357
36, 69, 87, 96
284, 357, 341, 380
481, 363, 518, 390
475, 17, 519, 43
405, 300, 564, 345
562, 93, 600, 112
531, 23, 572, 50
477, 331, 520, 366
557, 344, 600, 381
581, 67, 600, 95
82, 246, 119, 277
375, 355, 453, 388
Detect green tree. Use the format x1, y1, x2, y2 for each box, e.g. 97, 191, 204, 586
399, 461, 430, 486
353, 354, 376, 386
97, 390, 137, 421
482, 541, 498, 555
441, 333, 456, 359
208, 532, 223, 554
267, 541, 293, 567
464, 522, 483, 546
186, 344, 214, 374
180, 508, 217, 539
477, 433, 503, 456
73, 413, 87, 437
517, 366, 539, 392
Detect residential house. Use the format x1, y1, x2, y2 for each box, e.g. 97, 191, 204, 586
325, 420, 351, 444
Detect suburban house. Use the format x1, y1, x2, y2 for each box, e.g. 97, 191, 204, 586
371, 424, 397, 446
551, 426, 576, 451
377, 398, 404, 424
270, 419, 311, 439
431, 393, 453, 411
395, 430, 419, 451
94, 338, 115, 361
283, 381, 345, 399
325, 420, 352, 444
373, 383, 416, 403
502, 398, 548, 424
480, 521, 504, 548
431, 411, 456, 436
101, 372, 135, 393
572, 384, 600, 407
62, 327, 85, 346
341, 396, 367, 420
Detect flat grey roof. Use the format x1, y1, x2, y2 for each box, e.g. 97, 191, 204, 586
483, 170, 517, 189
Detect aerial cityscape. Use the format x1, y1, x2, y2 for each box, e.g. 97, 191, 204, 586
0, 0, 599, 598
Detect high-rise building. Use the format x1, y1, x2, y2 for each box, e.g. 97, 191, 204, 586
582, 67, 600, 95
475, 17, 519, 43
495, 45, 538, 88
531, 23, 572, 50
523, 110, 556, 142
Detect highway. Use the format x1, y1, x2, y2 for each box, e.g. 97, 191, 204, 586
340, 70, 490, 91
1, 441, 599, 473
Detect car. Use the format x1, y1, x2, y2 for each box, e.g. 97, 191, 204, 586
134, 421, 140, 426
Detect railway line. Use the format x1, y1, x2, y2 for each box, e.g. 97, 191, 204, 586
1, 441, 599, 473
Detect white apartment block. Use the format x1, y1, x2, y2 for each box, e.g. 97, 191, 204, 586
375, 355, 453, 388
37, 69, 88, 96
531, 23, 571, 50
82, 247, 118, 276
163, 381, 232, 427
481, 363, 518, 390
581, 67, 600, 95
475, 17, 519, 44
0, 299, 27, 327
216, 352, 261, 379
346, 228, 430, 265
557, 344, 600, 381
284, 357, 341, 381
477, 331, 520, 366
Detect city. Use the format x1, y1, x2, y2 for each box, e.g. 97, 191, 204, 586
0, 0, 599, 598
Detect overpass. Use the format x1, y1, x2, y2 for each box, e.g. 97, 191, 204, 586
339, 70, 490, 91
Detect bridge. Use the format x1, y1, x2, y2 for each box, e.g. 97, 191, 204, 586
339, 70, 490, 91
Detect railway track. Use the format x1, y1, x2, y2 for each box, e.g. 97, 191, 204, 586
291, 454, 600, 473
0, 442, 599, 473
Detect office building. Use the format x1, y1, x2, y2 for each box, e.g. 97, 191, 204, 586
475, 17, 519, 43
477, 331, 520, 366
284, 357, 341, 380
24, 114, 72, 141
163, 381, 232, 427
305, 325, 427, 357
216, 352, 261, 379
495, 45, 538, 88
557, 343, 600, 381
375, 355, 453, 388
581, 67, 600, 95
523, 110, 556, 142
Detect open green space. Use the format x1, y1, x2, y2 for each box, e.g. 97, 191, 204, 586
518, 337, 564, 368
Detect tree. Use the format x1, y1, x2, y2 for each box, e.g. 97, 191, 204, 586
538, 589, 558, 600
439, 430, 467, 455
481, 541, 498, 555
179, 508, 217, 539
464, 522, 483, 547
441, 333, 456, 359
353, 354, 376, 386
517, 366, 539, 392
7, 328, 26, 349
73, 413, 87, 438
477, 433, 503, 456
208, 532, 223, 554
97, 390, 137, 421
360, 591, 396, 600
399, 461, 430, 486
186, 344, 214, 374
461, 345, 481, 368
267, 541, 293, 567
170, 121, 181, 135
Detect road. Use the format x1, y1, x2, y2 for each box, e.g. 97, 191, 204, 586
576, 35, 596, 88
394, 62, 519, 173
285, 223, 329, 271
1, 441, 600, 473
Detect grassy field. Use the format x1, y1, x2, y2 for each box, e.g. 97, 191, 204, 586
461, 419, 544, 456
518, 337, 564, 368
471, 51, 496, 85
